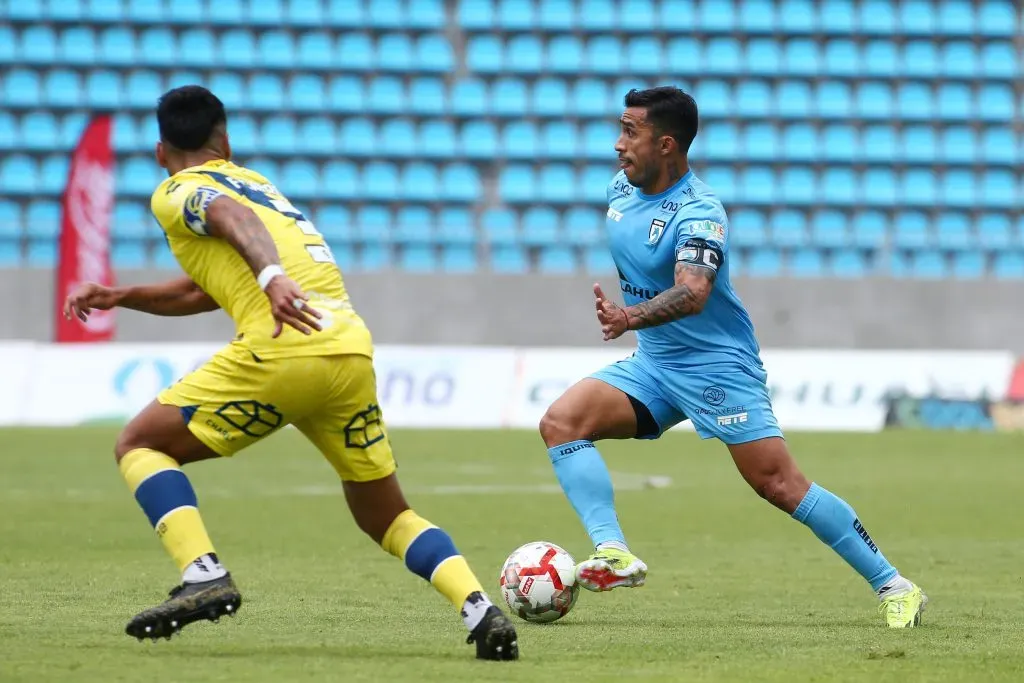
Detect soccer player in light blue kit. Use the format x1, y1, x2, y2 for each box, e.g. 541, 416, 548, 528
539, 87, 928, 628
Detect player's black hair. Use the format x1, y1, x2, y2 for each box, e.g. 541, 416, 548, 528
156, 85, 227, 151
624, 86, 699, 154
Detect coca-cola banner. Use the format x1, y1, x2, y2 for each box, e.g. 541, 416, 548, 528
54, 114, 116, 343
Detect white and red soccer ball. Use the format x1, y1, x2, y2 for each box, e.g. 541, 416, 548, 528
499, 541, 580, 623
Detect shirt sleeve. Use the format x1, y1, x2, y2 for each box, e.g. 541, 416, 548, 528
150, 174, 229, 239
674, 208, 729, 274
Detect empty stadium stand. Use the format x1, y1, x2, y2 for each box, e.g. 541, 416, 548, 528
0, 0, 1020, 276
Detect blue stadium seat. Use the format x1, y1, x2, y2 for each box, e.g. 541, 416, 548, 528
993, 252, 1024, 279
938, 0, 975, 35
820, 124, 855, 162
706, 37, 742, 76
85, 70, 122, 108
0, 241, 22, 267
177, 29, 215, 68
20, 113, 57, 152
745, 38, 781, 77
441, 163, 480, 202
776, 81, 812, 118
24, 201, 59, 240
976, 213, 1012, 250
863, 40, 897, 77
702, 167, 738, 203
570, 78, 611, 117
355, 206, 393, 246
936, 83, 972, 120
209, 0, 244, 24
521, 207, 561, 247
539, 164, 576, 203
44, 69, 82, 108
941, 169, 976, 207
408, 0, 445, 28
112, 243, 147, 269
502, 121, 538, 159
563, 208, 602, 246
531, 78, 569, 117
327, 75, 364, 113
782, 39, 819, 76
741, 123, 778, 161
257, 30, 295, 70
740, 166, 776, 205
820, 167, 856, 205
286, 0, 325, 25
831, 249, 868, 277
582, 121, 614, 159
980, 170, 1014, 208
467, 35, 503, 73
547, 35, 584, 75
112, 201, 149, 240
936, 213, 972, 250
420, 120, 457, 158
296, 32, 332, 70
941, 126, 976, 164
864, 124, 897, 163
897, 83, 933, 119
437, 207, 477, 246
416, 34, 455, 73
20, 26, 57, 64
732, 80, 767, 117
314, 205, 354, 244
780, 167, 816, 206
395, 206, 435, 246
856, 82, 894, 119
942, 41, 978, 78
0, 27, 15, 64
248, 0, 285, 26
738, 0, 776, 31
538, 246, 577, 274
583, 245, 615, 273
376, 33, 414, 73
0, 113, 14, 150
902, 40, 939, 78
497, 0, 536, 30
337, 33, 373, 71
441, 245, 478, 273
288, 74, 326, 113
491, 78, 528, 117
127, 0, 163, 21
321, 161, 359, 199
228, 114, 259, 155
60, 27, 96, 65
620, 0, 658, 31
460, 120, 498, 158
580, 166, 612, 203
49, 0, 83, 19
703, 122, 738, 160
505, 35, 543, 75
112, 114, 138, 152
139, 28, 176, 67
491, 246, 529, 274
822, 39, 858, 76
86, 0, 123, 20
324, 0, 363, 27
99, 27, 135, 66
60, 113, 88, 148
747, 248, 782, 276
0, 201, 21, 239
27, 239, 57, 268
538, 0, 575, 29
899, 0, 935, 34
902, 125, 937, 164
952, 250, 985, 280
450, 78, 488, 116
859, 0, 896, 34
981, 127, 1017, 165
367, 77, 405, 114
627, 37, 664, 75
978, 0, 1015, 36
7, 0, 42, 19
586, 36, 623, 75
378, 118, 417, 157
262, 116, 298, 155
218, 29, 256, 69
981, 41, 1018, 78
667, 37, 701, 75
406, 77, 445, 116
578, 0, 615, 31
770, 209, 808, 247
400, 245, 438, 273
248, 74, 284, 111
697, 0, 733, 30
862, 168, 897, 206
977, 84, 1014, 122
851, 210, 888, 248
481, 208, 519, 246
338, 118, 376, 157
789, 248, 824, 277
402, 162, 441, 202
812, 210, 849, 248
892, 211, 931, 248
5, 69, 41, 107
910, 250, 948, 279
357, 245, 391, 272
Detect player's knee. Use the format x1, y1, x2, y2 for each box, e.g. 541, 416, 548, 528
113, 428, 140, 464
539, 404, 588, 447
751, 467, 808, 513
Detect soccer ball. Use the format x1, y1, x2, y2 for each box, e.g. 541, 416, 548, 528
499, 541, 580, 623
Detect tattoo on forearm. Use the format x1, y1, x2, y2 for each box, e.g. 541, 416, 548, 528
232, 213, 281, 275
625, 263, 714, 330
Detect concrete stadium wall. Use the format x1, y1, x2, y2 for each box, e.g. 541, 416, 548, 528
6, 268, 1024, 352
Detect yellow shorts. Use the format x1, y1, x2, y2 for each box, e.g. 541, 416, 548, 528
157, 345, 396, 482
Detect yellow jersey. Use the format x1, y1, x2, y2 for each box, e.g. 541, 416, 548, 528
150, 159, 373, 360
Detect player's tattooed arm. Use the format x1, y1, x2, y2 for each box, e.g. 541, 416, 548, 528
204, 196, 282, 276
63, 277, 218, 321
623, 262, 716, 330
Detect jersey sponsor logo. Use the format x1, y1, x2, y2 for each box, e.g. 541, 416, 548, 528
607, 207, 623, 222
648, 218, 666, 244
620, 282, 661, 300
689, 220, 726, 242
660, 200, 681, 212
182, 186, 225, 236
703, 385, 727, 406
716, 412, 748, 426
613, 180, 634, 196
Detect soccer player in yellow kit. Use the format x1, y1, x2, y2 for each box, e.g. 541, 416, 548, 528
63, 86, 518, 661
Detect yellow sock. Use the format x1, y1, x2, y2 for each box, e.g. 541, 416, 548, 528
119, 448, 216, 573
381, 509, 485, 609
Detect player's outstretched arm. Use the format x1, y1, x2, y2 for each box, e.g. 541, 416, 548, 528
63, 277, 219, 321
202, 196, 322, 337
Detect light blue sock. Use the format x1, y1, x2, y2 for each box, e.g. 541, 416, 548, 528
548, 440, 625, 548
792, 483, 898, 591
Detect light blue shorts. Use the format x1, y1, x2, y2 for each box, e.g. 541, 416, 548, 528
590, 355, 783, 445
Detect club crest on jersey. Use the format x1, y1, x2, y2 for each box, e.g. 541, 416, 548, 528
648, 218, 667, 244
607, 207, 623, 222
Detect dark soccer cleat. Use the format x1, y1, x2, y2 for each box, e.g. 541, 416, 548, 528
466, 605, 519, 661
125, 573, 242, 641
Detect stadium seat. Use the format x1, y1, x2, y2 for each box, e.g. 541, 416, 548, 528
585, 36, 623, 75
491, 78, 529, 117
738, 0, 776, 32
704, 123, 738, 160
776, 81, 812, 119
441, 245, 479, 273
863, 40, 898, 77
521, 207, 561, 247
820, 124, 855, 162
367, 77, 406, 114
741, 123, 778, 161
539, 164, 576, 203
467, 35, 503, 73
780, 167, 816, 205
481, 208, 519, 246
747, 248, 783, 277
358, 245, 391, 271
564, 207, 602, 246
257, 30, 295, 70
812, 210, 849, 248
993, 252, 1024, 279
315, 205, 353, 243
578, 0, 616, 31
0, 113, 14, 150
739, 166, 774, 205
450, 78, 488, 116
859, 0, 896, 33
746, 38, 782, 77
861, 125, 896, 163
501, 121, 538, 160
570, 78, 611, 117
419, 120, 457, 159
981, 127, 1017, 165
978, 0, 1015, 36
112, 114, 138, 152
437, 207, 477, 246
730, 208, 768, 248
818, 167, 856, 206
112, 243, 147, 269
941, 168, 976, 208
976, 213, 1012, 250
862, 168, 897, 206
112, 201, 149, 240
892, 211, 931, 248
440, 163, 481, 202
0, 202, 21, 239
911, 250, 947, 279
354, 206, 393, 246
395, 206, 435, 246
851, 210, 888, 248
5, 69, 42, 107
935, 213, 972, 250
0, 240, 21, 267
702, 167, 738, 203
27, 239, 57, 268
902, 126, 937, 164
538, 246, 577, 274
460, 120, 498, 158
138, 28, 176, 67
580, 166, 612, 203
490, 246, 529, 274
936, 83, 972, 120
899, 0, 935, 34
402, 162, 441, 202
902, 40, 939, 78
980, 170, 1014, 208
399, 245, 438, 273
338, 34, 374, 71
583, 245, 615, 273
20, 26, 57, 65
831, 249, 868, 278
981, 41, 1017, 78
667, 37, 701, 76
530, 78, 568, 117
732, 80, 768, 118
627, 37, 664, 75
38, 155, 68, 195
977, 84, 1014, 122
706, 37, 742, 76
789, 248, 824, 277
321, 161, 359, 200
770, 209, 809, 247
127, 0, 163, 21
378, 118, 417, 158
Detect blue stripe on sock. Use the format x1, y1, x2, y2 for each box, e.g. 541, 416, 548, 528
134, 469, 198, 527
792, 482, 822, 521
547, 439, 596, 464
404, 527, 459, 581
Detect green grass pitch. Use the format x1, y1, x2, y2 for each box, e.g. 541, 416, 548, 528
1, 427, 1023, 682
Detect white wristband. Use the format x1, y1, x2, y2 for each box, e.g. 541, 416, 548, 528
257, 265, 285, 291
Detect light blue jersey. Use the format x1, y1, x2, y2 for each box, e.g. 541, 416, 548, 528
605, 169, 762, 371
